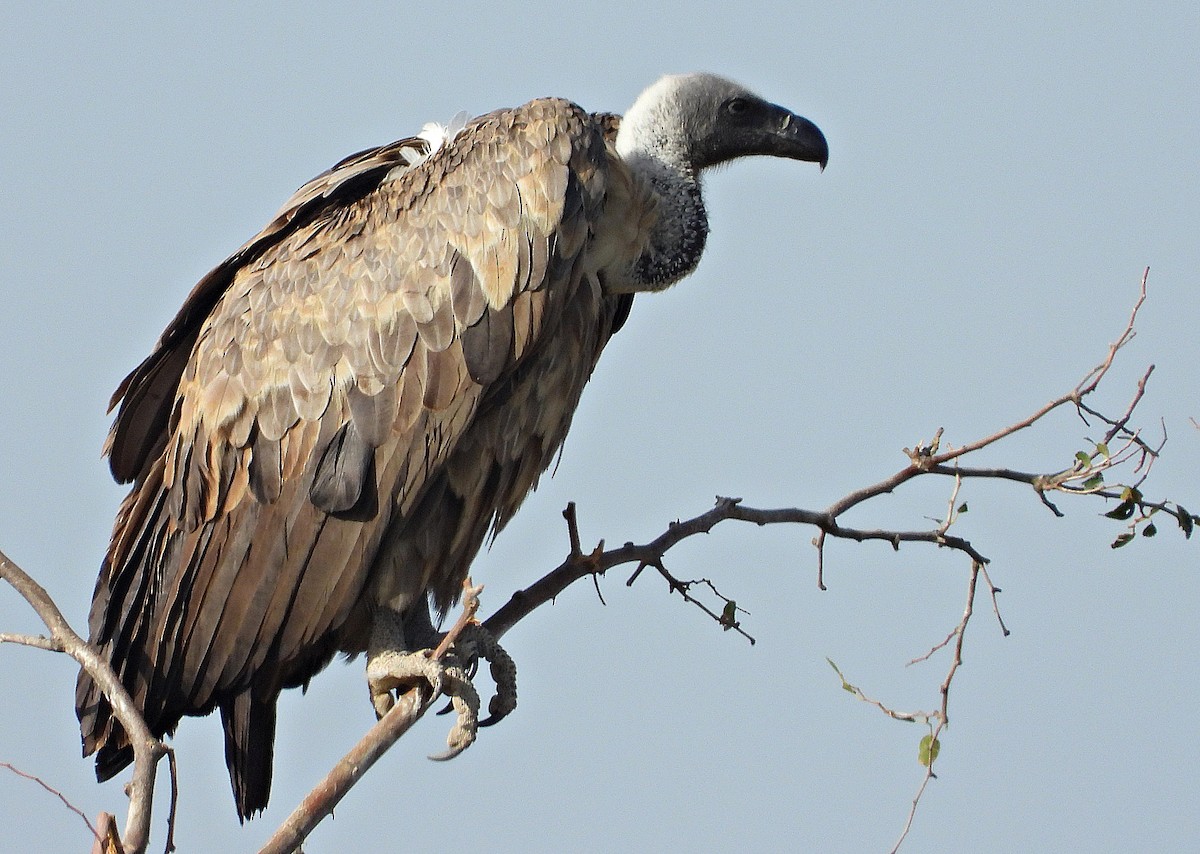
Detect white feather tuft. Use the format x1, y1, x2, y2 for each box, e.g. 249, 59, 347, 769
417, 110, 470, 154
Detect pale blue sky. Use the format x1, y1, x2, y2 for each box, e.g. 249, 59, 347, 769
2, 3, 1197, 852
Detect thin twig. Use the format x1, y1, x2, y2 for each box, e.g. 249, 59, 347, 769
907, 629, 957, 667
910, 268, 1148, 476
814, 529, 827, 590
1, 761, 100, 843
825, 659, 937, 724
892, 768, 935, 854
650, 562, 757, 645
890, 562, 980, 853
977, 565, 1009, 637
563, 502, 583, 556
162, 747, 178, 854
431, 579, 483, 659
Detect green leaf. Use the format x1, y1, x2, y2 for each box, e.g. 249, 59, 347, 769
1178, 505, 1194, 539
957, 502, 969, 514
1121, 487, 1143, 504
1075, 451, 1092, 467
720, 600, 738, 630
1105, 501, 1135, 520
1095, 442, 1110, 459
1111, 532, 1135, 549
826, 658, 855, 693
1082, 474, 1104, 490
918, 734, 941, 766
1142, 523, 1157, 538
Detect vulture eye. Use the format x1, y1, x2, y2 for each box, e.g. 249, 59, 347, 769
726, 97, 750, 115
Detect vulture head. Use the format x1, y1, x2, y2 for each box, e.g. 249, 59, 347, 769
615, 72, 828, 173
613, 72, 827, 291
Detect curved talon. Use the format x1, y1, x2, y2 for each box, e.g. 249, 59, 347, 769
428, 743, 471, 761
365, 619, 516, 758
480, 690, 515, 727
427, 660, 479, 760
428, 747, 466, 761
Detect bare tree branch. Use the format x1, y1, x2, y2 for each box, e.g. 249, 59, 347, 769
0, 550, 166, 854
0, 632, 63, 653
485, 272, 1179, 646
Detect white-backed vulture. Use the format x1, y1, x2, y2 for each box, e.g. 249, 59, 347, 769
76, 72, 828, 819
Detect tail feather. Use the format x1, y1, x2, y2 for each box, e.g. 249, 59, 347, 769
221, 688, 278, 821
95, 742, 135, 783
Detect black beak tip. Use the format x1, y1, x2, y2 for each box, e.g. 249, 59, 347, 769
810, 124, 829, 172
783, 110, 828, 171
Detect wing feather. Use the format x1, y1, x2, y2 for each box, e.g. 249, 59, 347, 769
309, 420, 375, 513
248, 428, 283, 502
461, 302, 515, 384
449, 250, 489, 327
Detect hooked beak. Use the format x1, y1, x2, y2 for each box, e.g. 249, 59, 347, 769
768, 105, 829, 171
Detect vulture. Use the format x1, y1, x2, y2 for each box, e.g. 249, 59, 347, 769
76, 73, 828, 819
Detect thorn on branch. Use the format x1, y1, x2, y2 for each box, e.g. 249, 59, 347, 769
562, 502, 582, 557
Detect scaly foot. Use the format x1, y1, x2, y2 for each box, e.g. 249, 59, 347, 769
366, 616, 516, 759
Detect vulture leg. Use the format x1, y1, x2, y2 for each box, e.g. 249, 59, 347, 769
365, 603, 517, 759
